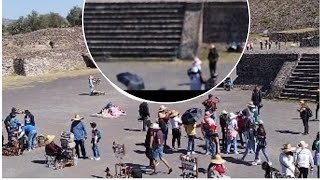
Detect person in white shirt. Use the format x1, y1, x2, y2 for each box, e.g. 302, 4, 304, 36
295, 141, 314, 178
169, 110, 182, 150
279, 144, 296, 178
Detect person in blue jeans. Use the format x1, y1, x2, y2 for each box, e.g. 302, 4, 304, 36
70, 114, 88, 159
90, 122, 101, 161
252, 120, 271, 166
22, 124, 37, 151
241, 122, 256, 161
226, 113, 239, 154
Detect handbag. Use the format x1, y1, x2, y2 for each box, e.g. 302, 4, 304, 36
279, 157, 300, 177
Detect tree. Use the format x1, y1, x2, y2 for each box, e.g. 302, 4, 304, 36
7, 16, 26, 35
45, 12, 68, 28
66, 6, 82, 26
25, 10, 42, 31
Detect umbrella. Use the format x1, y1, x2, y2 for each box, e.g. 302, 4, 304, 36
116, 72, 145, 90
181, 108, 203, 125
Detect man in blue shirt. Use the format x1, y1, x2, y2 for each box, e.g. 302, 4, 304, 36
70, 114, 88, 159
22, 124, 37, 151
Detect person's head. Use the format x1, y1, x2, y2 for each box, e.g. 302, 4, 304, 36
210, 154, 226, 165
169, 110, 179, 118
45, 135, 56, 145
89, 75, 94, 79
208, 94, 213, 99
24, 110, 30, 114
192, 57, 202, 66
281, 144, 296, 156
229, 113, 237, 121
298, 141, 308, 149
204, 111, 212, 121
221, 110, 228, 116
71, 114, 84, 122
90, 122, 97, 129
209, 44, 216, 52
254, 86, 259, 91
247, 101, 255, 109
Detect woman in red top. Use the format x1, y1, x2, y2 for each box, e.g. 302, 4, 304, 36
207, 154, 227, 178
45, 135, 62, 160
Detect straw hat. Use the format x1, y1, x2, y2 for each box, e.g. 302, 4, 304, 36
45, 135, 55, 145
221, 110, 228, 115
281, 144, 296, 153
247, 101, 256, 108
159, 105, 167, 112
229, 113, 237, 120
298, 141, 308, 148
192, 57, 202, 65
150, 123, 160, 130
71, 114, 83, 121
210, 154, 226, 164
170, 110, 179, 118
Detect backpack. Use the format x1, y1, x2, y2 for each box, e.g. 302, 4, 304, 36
96, 129, 102, 141
306, 108, 312, 118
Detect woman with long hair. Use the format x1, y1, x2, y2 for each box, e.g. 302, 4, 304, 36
252, 120, 271, 166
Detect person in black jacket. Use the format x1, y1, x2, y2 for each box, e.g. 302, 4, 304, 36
251, 86, 263, 115
24, 110, 35, 126
207, 44, 219, 78
297, 101, 311, 135
139, 102, 150, 131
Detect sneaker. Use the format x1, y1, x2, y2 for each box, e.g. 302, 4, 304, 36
268, 162, 272, 166
95, 157, 100, 161
187, 152, 191, 155
205, 152, 211, 155
251, 161, 258, 166
27, 149, 31, 152
90, 157, 96, 160
191, 151, 196, 155
234, 151, 239, 154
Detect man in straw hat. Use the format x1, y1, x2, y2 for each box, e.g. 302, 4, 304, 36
295, 141, 314, 178
169, 110, 182, 151
158, 105, 170, 149
279, 144, 296, 178
207, 154, 228, 178
70, 114, 88, 159
207, 44, 219, 78
201, 111, 217, 155
149, 123, 173, 175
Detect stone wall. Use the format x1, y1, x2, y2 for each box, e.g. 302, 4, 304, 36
202, 2, 249, 43
301, 36, 319, 47
234, 53, 299, 96
269, 29, 319, 42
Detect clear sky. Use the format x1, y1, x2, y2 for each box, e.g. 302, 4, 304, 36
2, 0, 84, 19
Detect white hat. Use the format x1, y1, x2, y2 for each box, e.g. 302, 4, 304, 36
150, 123, 160, 130
192, 57, 202, 65
257, 120, 264, 124
229, 113, 237, 120
45, 135, 56, 145
298, 141, 308, 148
221, 110, 228, 115
281, 144, 296, 153
159, 105, 167, 111
247, 101, 255, 108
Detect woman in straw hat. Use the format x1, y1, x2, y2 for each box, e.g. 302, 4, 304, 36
70, 114, 88, 159
295, 141, 314, 178
201, 111, 216, 155
158, 105, 170, 149
252, 120, 271, 166
297, 100, 312, 135
279, 144, 296, 178
207, 154, 228, 178
45, 135, 62, 159
169, 110, 182, 150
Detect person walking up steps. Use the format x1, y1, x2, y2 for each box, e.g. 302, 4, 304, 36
90, 122, 101, 161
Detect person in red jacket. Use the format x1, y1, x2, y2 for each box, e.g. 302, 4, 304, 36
202, 94, 220, 121
201, 111, 217, 155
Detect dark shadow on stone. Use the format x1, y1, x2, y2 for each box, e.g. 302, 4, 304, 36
198, 167, 207, 174
79, 93, 90, 96
124, 162, 152, 176
82, 54, 96, 68
223, 156, 251, 166
135, 143, 145, 147
133, 150, 145, 155
310, 119, 319, 121
275, 130, 301, 134
124, 128, 141, 132
178, 83, 190, 86
291, 118, 301, 120
91, 175, 103, 178
31, 160, 47, 164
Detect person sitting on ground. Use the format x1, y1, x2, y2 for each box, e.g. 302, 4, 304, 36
45, 135, 63, 160
295, 141, 314, 178
24, 110, 35, 126
279, 144, 296, 178
223, 77, 233, 91
207, 154, 228, 178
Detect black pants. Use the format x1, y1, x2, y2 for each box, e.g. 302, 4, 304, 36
74, 139, 86, 158
141, 116, 148, 131
171, 128, 181, 148
145, 147, 154, 166
302, 117, 309, 134
316, 102, 319, 119
209, 61, 217, 78
221, 129, 227, 150
298, 167, 309, 178
238, 131, 245, 147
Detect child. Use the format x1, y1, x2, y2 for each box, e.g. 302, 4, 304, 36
90, 122, 101, 160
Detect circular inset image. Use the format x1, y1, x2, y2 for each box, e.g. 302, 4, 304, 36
83, 0, 250, 102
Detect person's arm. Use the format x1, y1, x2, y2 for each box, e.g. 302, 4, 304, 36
94, 130, 98, 144
82, 122, 87, 139
18, 130, 25, 139
30, 114, 35, 126
149, 133, 154, 148
70, 123, 74, 133
309, 150, 314, 168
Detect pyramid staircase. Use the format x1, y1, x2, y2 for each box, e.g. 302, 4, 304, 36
279, 54, 319, 101
83, 2, 186, 60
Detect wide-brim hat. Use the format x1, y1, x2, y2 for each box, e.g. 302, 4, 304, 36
298, 141, 308, 148
192, 57, 202, 65
281, 144, 296, 153
247, 101, 255, 108
229, 113, 237, 120
169, 110, 179, 118
159, 105, 167, 112
221, 110, 228, 115
150, 123, 160, 130
45, 135, 55, 145
71, 114, 83, 121
210, 154, 226, 164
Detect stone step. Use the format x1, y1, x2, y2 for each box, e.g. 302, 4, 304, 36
299, 57, 319, 62
293, 68, 319, 73
84, 34, 181, 40
84, 9, 183, 14
285, 84, 319, 90
85, 3, 185, 10
289, 76, 319, 82
83, 14, 185, 19
291, 72, 319, 77
278, 95, 317, 101
295, 65, 320, 69
84, 30, 182, 36
287, 80, 319, 85
91, 51, 177, 58
84, 19, 183, 24
282, 88, 319, 95
84, 24, 182, 29
87, 41, 180, 46
88, 46, 177, 50
298, 61, 319, 65
301, 54, 320, 59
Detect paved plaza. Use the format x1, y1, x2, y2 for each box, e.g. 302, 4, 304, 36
2, 73, 319, 178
